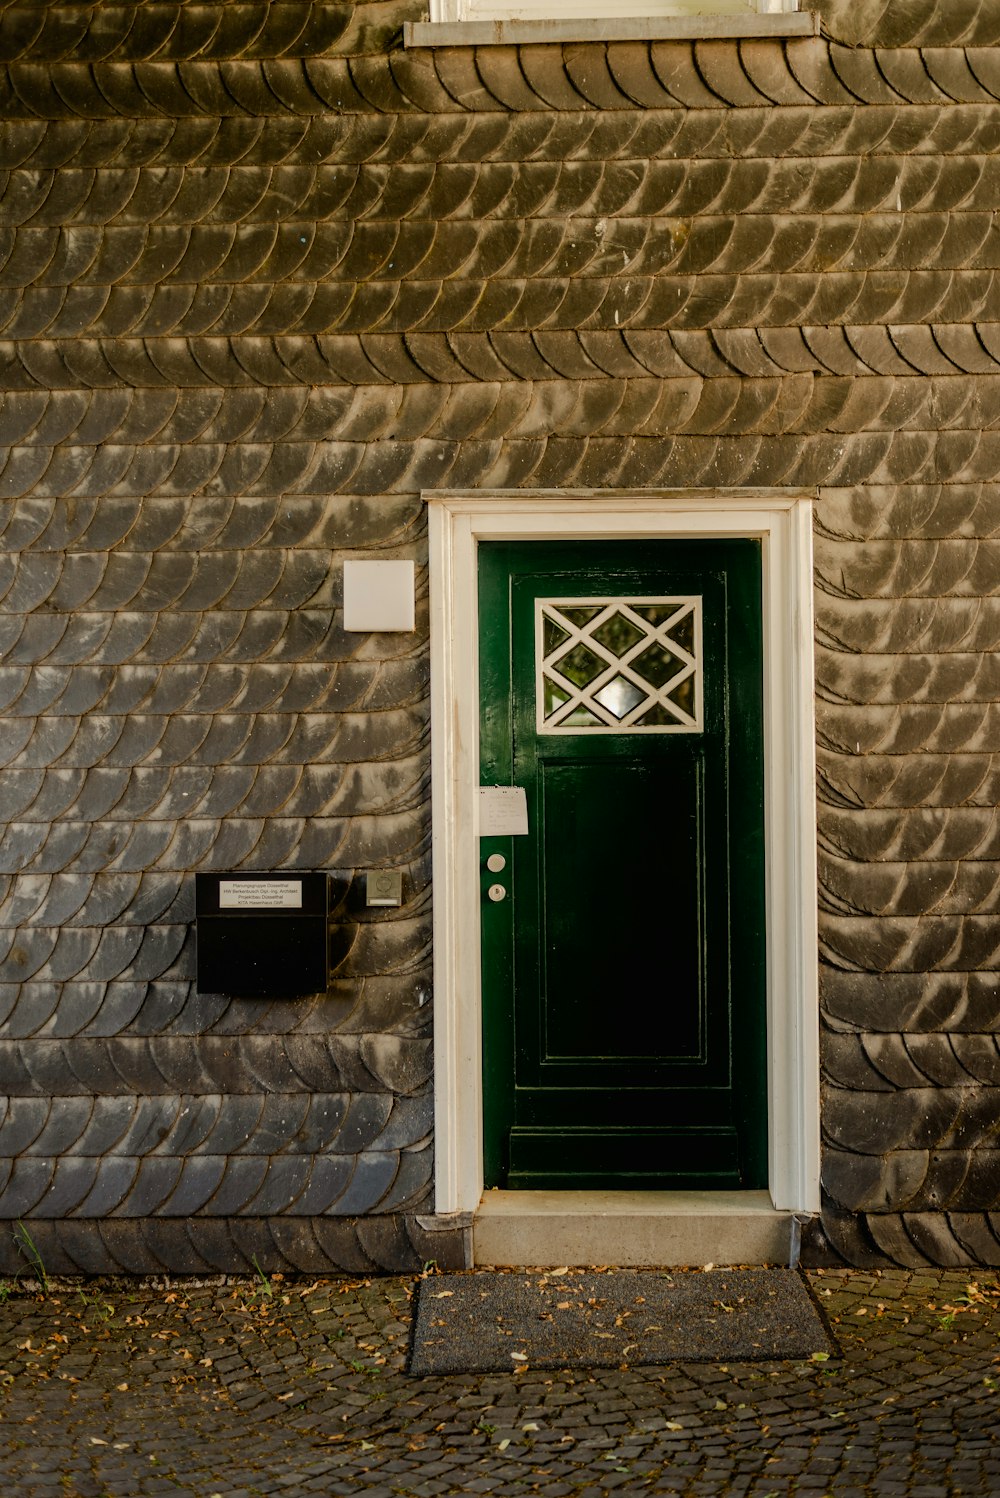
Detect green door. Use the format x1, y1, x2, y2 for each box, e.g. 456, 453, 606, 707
479, 540, 766, 1191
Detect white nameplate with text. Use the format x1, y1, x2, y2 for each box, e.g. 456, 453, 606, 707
219, 880, 303, 910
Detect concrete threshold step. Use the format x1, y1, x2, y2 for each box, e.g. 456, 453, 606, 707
473, 1190, 797, 1268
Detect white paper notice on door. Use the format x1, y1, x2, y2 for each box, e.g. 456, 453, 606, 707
479, 786, 529, 837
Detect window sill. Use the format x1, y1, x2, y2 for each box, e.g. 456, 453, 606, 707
404, 11, 818, 45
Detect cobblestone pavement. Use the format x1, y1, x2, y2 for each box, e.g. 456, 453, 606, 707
1, 1267, 999, 1496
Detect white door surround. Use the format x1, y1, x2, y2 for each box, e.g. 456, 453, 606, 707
426, 488, 820, 1233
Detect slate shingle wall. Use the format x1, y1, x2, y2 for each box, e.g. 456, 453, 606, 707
1, 0, 1000, 1271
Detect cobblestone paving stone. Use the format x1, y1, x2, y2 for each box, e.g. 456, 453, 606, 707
0, 1268, 999, 1496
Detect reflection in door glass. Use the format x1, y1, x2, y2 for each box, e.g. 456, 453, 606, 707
536, 598, 703, 734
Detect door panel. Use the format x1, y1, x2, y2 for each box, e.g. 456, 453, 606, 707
537, 757, 704, 1066
479, 539, 766, 1191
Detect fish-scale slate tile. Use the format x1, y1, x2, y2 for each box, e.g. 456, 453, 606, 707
0, 105, 996, 175
0, 1089, 428, 1161
823, 1085, 1000, 1155
0, 5, 366, 64
0, 0, 994, 62
0, 1146, 433, 1217
822, 1033, 932, 1090
5, 380, 1000, 445
6, 335, 1000, 385
5, 211, 1000, 289
10, 430, 1000, 494
0, 1210, 470, 1274
0, 40, 997, 122
0, 972, 429, 1041
822, 1146, 1000, 1213
816, 0, 1000, 48
6, 19, 1000, 1272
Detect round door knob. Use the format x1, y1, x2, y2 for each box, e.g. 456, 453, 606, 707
486, 853, 506, 873
487, 883, 507, 902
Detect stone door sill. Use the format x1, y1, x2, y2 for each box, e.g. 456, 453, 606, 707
473, 1190, 798, 1267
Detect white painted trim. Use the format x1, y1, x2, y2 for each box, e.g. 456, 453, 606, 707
424, 0, 800, 26
427, 489, 819, 1217
410, 9, 812, 40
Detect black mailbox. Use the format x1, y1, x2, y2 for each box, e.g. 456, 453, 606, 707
195, 872, 330, 997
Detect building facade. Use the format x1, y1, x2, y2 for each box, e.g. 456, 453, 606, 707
1, 0, 1000, 1273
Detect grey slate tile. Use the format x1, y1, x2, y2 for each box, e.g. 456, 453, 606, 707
356, 1209, 424, 1269
376, 1140, 432, 1212
117, 923, 187, 983
95, 1216, 169, 1270
199, 1154, 268, 1215
241, 1153, 312, 1214
29, 1095, 100, 1155
40, 927, 104, 982
330, 1150, 400, 1215
114, 1153, 184, 1215
0, 927, 59, 984
156, 1153, 229, 1214
0, 1040, 34, 1091
289, 1153, 354, 1213
372, 1093, 432, 1151
311, 1215, 382, 1272
32, 1154, 100, 1217
167, 1214, 241, 1271
72, 1156, 142, 1217
0, 871, 49, 923
0, 1095, 59, 1155
324, 1092, 392, 1154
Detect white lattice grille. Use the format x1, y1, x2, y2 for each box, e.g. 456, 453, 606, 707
535, 597, 703, 734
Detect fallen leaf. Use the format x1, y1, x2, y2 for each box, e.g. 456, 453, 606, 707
497, 1438, 510, 1451
665, 1421, 684, 1432
511, 1351, 528, 1361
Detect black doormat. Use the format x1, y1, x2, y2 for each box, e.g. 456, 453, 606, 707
408, 1268, 831, 1375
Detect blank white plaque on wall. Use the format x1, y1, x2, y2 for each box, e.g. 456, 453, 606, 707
343, 560, 416, 632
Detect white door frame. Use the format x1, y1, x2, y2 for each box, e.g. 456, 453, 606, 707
426, 488, 820, 1216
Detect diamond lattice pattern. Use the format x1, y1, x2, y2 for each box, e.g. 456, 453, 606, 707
536, 598, 703, 734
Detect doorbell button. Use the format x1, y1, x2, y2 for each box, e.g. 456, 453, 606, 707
486, 854, 506, 873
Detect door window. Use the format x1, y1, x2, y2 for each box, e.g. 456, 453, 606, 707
536, 597, 702, 734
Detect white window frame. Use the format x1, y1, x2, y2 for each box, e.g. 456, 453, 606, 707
431, 0, 797, 20
427, 487, 820, 1217
407, 5, 815, 46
